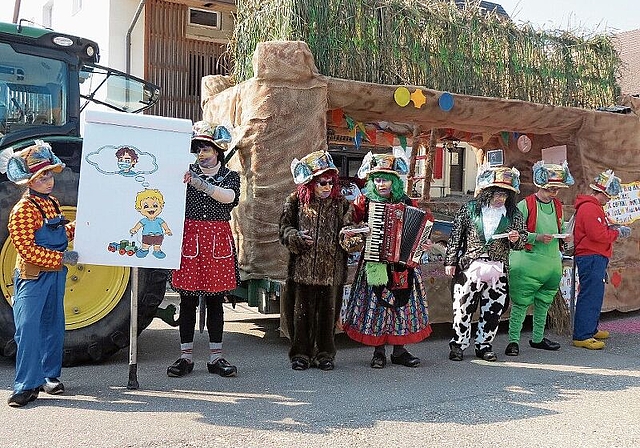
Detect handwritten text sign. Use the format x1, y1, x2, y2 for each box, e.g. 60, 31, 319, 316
604, 181, 640, 225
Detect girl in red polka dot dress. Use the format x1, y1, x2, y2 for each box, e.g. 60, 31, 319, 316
168, 121, 240, 378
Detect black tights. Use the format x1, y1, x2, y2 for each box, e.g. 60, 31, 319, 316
178, 293, 224, 343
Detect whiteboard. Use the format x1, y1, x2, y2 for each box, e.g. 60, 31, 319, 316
74, 110, 193, 269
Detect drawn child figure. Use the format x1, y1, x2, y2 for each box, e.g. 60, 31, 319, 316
130, 189, 172, 259
116, 146, 139, 177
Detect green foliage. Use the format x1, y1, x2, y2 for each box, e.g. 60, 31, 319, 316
232, 0, 622, 108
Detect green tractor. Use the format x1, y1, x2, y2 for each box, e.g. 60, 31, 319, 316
0, 21, 168, 366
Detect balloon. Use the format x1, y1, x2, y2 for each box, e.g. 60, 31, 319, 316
394, 87, 411, 107
438, 92, 454, 111
517, 134, 532, 153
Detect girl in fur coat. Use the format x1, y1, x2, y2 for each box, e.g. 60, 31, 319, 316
279, 151, 351, 371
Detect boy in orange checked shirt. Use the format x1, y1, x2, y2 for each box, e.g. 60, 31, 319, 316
4, 141, 78, 407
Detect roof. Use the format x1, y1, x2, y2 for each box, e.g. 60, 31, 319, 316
453, 1, 509, 18
615, 29, 640, 95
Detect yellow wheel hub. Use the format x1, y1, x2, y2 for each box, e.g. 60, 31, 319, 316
0, 206, 130, 330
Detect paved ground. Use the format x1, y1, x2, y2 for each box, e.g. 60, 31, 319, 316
1, 304, 640, 448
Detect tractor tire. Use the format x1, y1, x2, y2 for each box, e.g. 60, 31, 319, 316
0, 169, 168, 366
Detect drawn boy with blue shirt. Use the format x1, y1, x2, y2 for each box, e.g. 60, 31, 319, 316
130, 189, 172, 259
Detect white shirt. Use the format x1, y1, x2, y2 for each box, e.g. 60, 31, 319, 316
481, 205, 506, 241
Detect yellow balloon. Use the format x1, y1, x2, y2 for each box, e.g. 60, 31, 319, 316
394, 87, 411, 107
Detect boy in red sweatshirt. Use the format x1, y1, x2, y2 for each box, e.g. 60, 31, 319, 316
572, 170, 630, 349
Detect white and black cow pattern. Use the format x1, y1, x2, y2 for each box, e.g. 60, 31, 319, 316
450, 269, 509, 351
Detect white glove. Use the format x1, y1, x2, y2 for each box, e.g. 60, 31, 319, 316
617, 226, 631, 239
188, 171, 216, 197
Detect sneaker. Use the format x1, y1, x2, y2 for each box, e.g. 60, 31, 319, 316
207, 358, 237, 377
594, 330, 610, 340
167, 358, 194, 377
7, 388, 39, 407
572, 338, 605, 350
152, 250, 166, 259
40, 378, 65, 395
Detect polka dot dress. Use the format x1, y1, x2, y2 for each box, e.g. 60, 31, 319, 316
171, 163, 241, 294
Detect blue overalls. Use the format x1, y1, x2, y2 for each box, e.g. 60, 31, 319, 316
12, 198, 68, 393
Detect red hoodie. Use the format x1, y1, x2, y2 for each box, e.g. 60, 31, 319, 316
573, 194, 619, 258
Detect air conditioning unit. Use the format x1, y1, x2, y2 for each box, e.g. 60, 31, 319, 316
185, 7, 234, 43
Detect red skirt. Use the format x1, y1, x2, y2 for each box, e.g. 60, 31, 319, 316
171, 219, 238, 293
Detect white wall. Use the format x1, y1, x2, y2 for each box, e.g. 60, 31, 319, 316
429, 142, 479, 198
108, 0, 146, 76
12, 0, 146, 79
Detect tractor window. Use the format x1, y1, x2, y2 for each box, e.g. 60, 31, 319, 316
79, 64, 159, 114
0, 42, 68, 138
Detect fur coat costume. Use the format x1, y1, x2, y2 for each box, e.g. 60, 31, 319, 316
279, 191, 352, 364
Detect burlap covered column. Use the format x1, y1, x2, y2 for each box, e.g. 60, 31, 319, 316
201, 41, 329, 281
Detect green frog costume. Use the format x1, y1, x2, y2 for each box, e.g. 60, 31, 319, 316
507, 160, 574, 356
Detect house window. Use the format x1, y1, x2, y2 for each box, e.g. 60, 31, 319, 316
72, 0, 83, 15
188, 7, 220, 29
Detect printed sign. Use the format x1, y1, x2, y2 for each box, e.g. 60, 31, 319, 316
559, 263, 579, 309
74, 110, 193, 269
604, 181, 640, 225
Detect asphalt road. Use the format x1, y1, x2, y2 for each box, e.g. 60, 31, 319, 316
1, 304, 640, 448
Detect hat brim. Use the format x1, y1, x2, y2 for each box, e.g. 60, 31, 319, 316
312, 167, 338, 178
365, 168, 401, 179
590, 183, 615, 198
16, 163, 64, 185
190, 136, 227, 153
483, 183, 518, 193
295, 167, 338, 185
537, 182, 570, 189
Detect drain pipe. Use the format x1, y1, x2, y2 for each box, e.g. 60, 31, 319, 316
125, 0, 146, 75
12, 0, 21, 23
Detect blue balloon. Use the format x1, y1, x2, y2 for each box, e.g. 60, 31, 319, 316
439, 92, 454, 112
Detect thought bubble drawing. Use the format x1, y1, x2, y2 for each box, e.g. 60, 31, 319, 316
85, 144, 158, 187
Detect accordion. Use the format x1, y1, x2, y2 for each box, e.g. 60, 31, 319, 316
363, 202, 433, 267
